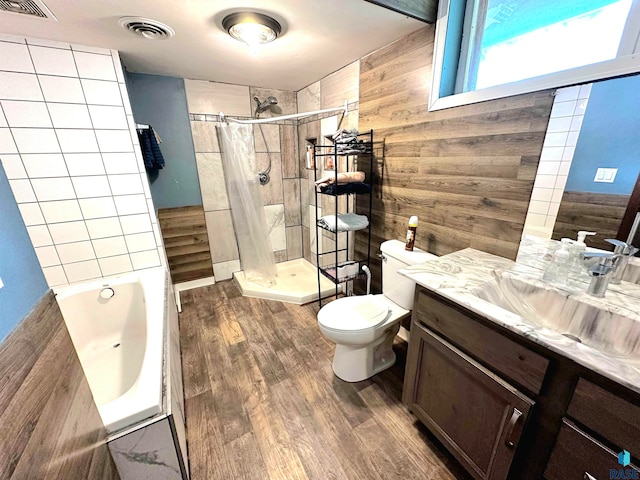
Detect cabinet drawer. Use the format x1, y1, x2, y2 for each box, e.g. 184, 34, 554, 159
567, 378, 640, 459
414, 288, 549, 394
545, 420, 640, 480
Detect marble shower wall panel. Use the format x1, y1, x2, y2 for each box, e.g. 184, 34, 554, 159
286, 226, 303, 260
253, 124, 280, 152
184, 80, 250, 116
249, 86, 297, 117
280, 124, 299, 179
205, 210, 239, 264
190, 121, 219, 153
1, 36, 163, 288
195, 152, 229, 211
297, 81, 321, 114
283, 178, 301, 226
256, 152, 283, 205
265, 204, 286, 252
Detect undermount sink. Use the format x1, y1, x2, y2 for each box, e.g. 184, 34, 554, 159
471, 271, 640, 358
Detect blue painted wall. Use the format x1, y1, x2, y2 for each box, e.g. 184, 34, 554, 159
125, 72, 202, 209
0, 162, 48, 342
565, 74, 640, 194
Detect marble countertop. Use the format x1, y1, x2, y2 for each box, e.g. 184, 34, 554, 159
400, 239, 640, 395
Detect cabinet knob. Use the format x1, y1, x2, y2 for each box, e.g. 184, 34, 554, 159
504, 408, 523, 448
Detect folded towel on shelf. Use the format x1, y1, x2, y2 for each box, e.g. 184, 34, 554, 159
318, 213, 369, 232
314, 171, 366, 188
319, 182, 372, 195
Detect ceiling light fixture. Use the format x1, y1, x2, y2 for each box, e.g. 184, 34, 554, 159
222, 12, 281, 49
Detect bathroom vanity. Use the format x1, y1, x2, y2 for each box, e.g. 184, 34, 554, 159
401, 248, 640, 480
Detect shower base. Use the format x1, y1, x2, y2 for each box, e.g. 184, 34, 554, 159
233, 258, 337, 305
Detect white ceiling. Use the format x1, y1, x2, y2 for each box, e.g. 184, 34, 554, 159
0, 0, 426, 91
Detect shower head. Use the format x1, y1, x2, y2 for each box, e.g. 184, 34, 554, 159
254, 96, 278, 116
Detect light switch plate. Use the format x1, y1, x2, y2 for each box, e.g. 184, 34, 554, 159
594, 167, 618, 183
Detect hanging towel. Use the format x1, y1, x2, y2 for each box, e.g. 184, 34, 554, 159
137, 126, 165, 170
318, 213, 369, 232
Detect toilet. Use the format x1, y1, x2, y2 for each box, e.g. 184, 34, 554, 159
317, 239, 436, 382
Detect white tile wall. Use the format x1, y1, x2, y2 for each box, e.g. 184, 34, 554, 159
523, 84, 591, 239
0, 35, 164, 286
1, 101, 51, 128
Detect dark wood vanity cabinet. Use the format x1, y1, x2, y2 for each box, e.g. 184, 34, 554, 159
404, 322, 533, 480
404, 286, 640, 480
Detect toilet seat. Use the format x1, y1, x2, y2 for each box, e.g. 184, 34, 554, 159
318, 295, 390, 332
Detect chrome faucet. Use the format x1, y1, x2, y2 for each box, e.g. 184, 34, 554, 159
580, 252, 622, 297
605, 239, 639, 284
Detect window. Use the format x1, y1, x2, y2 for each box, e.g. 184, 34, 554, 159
430, 0, 640, 110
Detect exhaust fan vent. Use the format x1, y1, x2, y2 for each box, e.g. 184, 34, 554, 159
0, 0, 55, 19
118, 17, 175, 40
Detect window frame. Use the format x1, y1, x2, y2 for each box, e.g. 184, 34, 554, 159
429, 0, 640, 111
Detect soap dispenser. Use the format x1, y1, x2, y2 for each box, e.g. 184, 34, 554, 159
571, 231, 596, 272
543, 238, 573, 286
574, 231, 596, 256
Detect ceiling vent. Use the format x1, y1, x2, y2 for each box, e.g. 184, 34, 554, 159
0, 0, 56, 19
118, 17, 175, 40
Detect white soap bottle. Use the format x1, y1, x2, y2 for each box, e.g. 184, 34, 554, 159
571, 230, 596, 271
543, 238, 573, 285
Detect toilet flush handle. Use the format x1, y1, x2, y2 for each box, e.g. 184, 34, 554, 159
377, 253, 387, 262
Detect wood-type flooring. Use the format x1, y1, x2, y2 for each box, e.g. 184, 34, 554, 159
179, 281, 470, 480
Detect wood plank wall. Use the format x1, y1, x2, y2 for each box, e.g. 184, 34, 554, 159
158, 205, 214, 284
0, 291, 119, 479
355, 26, 554, 292
552, 191, 630, 250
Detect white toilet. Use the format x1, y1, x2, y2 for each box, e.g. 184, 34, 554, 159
317, 239, 436, 382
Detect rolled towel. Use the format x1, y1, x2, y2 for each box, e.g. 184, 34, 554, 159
314, 171, 365, 187
319, 182, 372, 195
317, 213, 369, 232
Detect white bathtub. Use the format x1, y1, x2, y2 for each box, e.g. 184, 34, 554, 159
55, 267, 166, 433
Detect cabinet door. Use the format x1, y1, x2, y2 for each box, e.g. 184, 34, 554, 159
405, 323, 534, 480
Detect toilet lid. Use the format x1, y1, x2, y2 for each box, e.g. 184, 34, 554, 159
318, 295, 390, 331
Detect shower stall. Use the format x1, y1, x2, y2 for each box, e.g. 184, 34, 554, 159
216, 98, 345, 304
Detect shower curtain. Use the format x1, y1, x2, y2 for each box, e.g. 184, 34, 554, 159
217, 123, 277, 287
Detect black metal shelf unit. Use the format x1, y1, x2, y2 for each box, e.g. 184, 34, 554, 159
312, 129, 373, 307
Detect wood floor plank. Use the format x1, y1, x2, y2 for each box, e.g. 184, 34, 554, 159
246, 396, 310, 480
199, 306, 251, 444
184, 390, 234, 479
271, 378, 350, 480
180, 282, 470, 480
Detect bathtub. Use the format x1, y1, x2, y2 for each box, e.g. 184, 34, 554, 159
55, 267, 165, 433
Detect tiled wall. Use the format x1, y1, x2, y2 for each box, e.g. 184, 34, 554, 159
184, 79, 302, 281
523, 84, 592, 239
297, 60, 361, 265
0, 35, 164, 287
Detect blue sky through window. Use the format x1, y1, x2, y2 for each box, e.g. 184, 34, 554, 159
481, 0, 622, 47
472, 0, 633, 90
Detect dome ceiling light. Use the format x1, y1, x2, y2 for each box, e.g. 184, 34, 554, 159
222, 12, 282, 49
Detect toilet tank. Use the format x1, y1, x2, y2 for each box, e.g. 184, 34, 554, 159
380, 239, 437, 310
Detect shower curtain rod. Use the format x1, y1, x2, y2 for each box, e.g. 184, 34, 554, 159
219, 100, 348, 124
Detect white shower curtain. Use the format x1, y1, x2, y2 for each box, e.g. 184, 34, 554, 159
217, 123, 277, 287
